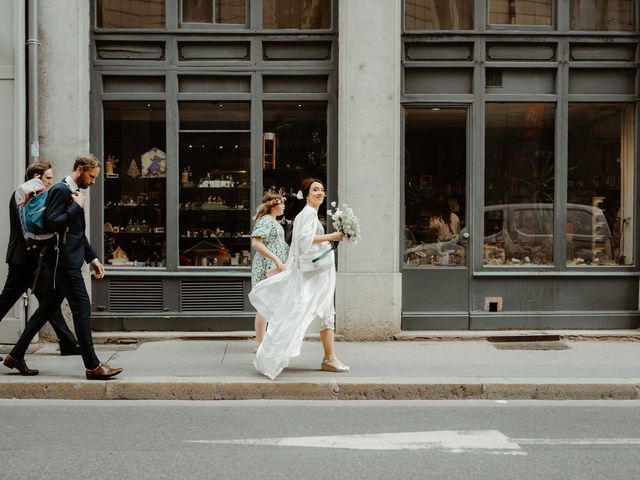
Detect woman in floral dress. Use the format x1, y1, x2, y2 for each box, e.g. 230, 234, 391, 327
251, 192, 289, 350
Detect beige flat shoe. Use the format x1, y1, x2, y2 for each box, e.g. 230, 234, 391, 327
320, 357, 350, 373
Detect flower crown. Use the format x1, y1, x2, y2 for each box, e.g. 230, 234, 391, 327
263, 197, 284, 208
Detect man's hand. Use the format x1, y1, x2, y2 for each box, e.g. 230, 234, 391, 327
71, 191, 86, 208
92, 260, 105, 279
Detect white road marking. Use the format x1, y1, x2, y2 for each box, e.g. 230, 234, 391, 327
186, 430, 525, 455
514, 438, 640, 446
186, 430, 640, 454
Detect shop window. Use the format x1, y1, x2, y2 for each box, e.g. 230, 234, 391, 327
263, 0, 331, 29
178, 102, 251, 268
404, 107, 467, 267
262, 102, 328, 223
570, 0, 635, 31
489, 0, 553, 26
484, 103, 556, 266
103, 102, 167, 268
567, 104, 635, 266
97, 0, 165, 28
182, 0, 247, 25
405, 0, 474, 30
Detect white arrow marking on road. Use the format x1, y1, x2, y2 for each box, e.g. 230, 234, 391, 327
514, 438, 640, 446
186, 430, 526, 455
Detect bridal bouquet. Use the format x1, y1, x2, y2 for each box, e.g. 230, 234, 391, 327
327, 202, 361, 243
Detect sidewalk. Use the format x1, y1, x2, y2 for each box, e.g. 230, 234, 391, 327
1, 332, 639, 400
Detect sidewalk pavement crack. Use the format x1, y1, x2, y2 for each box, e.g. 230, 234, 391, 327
221, 342, 228, 365
104, 352, 118, 364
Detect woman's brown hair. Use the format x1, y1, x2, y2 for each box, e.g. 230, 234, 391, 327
254, 191, 284, 221
300, 178, 325, 199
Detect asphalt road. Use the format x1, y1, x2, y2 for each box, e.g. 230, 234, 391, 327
0, 400, 639, 479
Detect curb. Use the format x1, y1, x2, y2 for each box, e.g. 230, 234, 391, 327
394, 330, 640, 342
1, 379, 638, 401
88, 330, 640, 345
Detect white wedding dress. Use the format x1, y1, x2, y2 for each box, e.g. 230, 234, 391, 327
250, 205, 336, 380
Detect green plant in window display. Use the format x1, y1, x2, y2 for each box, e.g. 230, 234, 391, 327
306, 130, 326, 169
515, 153, 554, 204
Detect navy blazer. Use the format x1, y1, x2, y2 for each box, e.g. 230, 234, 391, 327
45, 181, 97, 269
5, 194, 30, 265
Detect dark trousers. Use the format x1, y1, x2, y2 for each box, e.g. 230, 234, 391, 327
11, 265, 99, 369
0, 263, 78, 350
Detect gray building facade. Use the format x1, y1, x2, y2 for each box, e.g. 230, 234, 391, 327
1, 1, 639, 340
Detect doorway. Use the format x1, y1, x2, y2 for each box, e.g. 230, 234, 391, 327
402, 106, 470, 329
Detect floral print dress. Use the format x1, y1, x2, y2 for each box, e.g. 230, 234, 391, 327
251, 215, 289, 286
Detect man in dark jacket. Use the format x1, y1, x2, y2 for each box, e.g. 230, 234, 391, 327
0, 162, 80, 368
4, 155, 122, 380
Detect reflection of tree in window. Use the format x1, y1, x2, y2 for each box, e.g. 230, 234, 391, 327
263, 0, 331, 29
404, 0, 473, 30
570, 0, 635, 31
489, 0, 552, 26
98, 0, 165, 28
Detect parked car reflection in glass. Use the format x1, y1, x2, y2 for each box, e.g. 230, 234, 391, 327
483, 203, 612, 266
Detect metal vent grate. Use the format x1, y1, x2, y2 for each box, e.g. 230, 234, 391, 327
181, 280, 244, 312
109, 280, 163, 312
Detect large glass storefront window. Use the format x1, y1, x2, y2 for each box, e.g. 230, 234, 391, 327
489, 0, 553, 26
182, 0, 247, 24
97, 0, 165, 28
404, 107, 467, 267
263, 0, 332, 29
404, 0, 474, 30
103, 102, 167, 267
484, 103, 556, 266
567, 104, 635, 266
570, 0, 635, 31
263, 102, 328, 223
178, 102, 251, 267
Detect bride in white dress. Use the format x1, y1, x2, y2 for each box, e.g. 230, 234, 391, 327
250, 178, 350, 380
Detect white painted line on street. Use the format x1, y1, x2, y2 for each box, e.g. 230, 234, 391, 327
186, 430, 526, 455
514, 438, 640, 446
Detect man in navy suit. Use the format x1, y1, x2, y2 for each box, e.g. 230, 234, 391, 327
4, 155, 122, 380
0, 162, 80, 368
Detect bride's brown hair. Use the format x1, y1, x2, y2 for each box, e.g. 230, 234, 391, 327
300, 178, 325, 199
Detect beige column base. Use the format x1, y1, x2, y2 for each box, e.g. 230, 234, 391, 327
335, 272, 402, 340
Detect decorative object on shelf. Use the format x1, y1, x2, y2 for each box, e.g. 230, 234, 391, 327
201, 196, 226, 210
104, 222, 113, 233
105, 155, 119, 175
181, 166, 193, 187
141, 147, 167, 177
263, 132, 277, 170
109, 245, 134, 266
112, 246, 129, 261
198, 171, 236, 188
183, 240, 231, 267
126, 159, 140, 177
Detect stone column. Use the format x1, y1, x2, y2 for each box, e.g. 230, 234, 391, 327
0, 0, 27, 342
37, 0, 92, 340
335, 0, 402, 340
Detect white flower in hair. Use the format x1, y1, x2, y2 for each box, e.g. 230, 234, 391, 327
296, 190, 304, 200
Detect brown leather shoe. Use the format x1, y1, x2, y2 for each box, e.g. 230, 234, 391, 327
85, 363, 123, 380
3, 354, 39, 376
